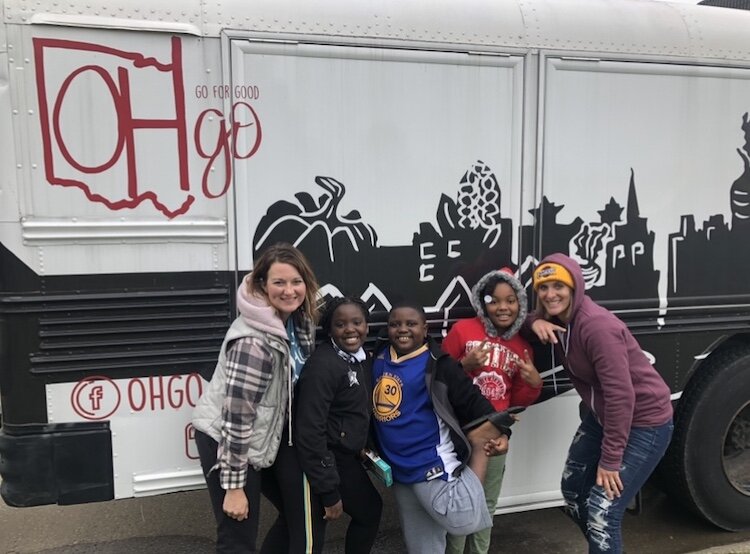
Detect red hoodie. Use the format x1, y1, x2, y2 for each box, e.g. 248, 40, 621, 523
442, 318, 540, 411
442, 268, 541, 412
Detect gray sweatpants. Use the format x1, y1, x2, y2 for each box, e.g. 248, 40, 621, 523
392, 467, 492, 554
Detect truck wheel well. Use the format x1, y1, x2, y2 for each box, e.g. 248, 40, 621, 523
661, 342, 750, 531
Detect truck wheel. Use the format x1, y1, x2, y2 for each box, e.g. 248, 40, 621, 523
662, 346, 750, 530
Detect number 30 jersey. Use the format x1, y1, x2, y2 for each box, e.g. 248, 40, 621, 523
371, 345, 459, 484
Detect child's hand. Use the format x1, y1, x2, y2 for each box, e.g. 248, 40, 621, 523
462, 340, 492, 371
531, 319, 566, 344
519, 349, 542, 388
483, 435, 509, 456
324, 500, 344, 520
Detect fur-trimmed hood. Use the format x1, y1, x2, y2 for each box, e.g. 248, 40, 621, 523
469, 267, 527, 340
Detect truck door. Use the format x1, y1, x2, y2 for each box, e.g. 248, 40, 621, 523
227, 38, 525, 314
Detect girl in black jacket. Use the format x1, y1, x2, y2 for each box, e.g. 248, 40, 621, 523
295, 297, 383, 554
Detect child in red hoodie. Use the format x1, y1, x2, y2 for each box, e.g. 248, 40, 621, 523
443, 267, 542, 554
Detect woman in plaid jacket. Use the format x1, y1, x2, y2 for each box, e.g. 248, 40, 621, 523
192, 243, 323, 553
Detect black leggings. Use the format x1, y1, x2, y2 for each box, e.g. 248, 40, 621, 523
195, 429, 262, 554
332, 449, 383, 554
259, 428, 326, 554
196, 428, 326, 553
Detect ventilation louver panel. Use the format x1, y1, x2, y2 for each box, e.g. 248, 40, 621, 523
21, 288, 231, 375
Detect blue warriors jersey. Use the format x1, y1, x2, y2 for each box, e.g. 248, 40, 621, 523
371, 345, 459, 484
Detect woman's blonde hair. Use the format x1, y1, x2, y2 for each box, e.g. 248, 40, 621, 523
248, 243, 320, 323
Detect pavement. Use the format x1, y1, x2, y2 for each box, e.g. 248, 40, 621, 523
4, 482, 750, 553
26, 532, 750, 554
337, 534, 750, 554
686, 543, 750, 554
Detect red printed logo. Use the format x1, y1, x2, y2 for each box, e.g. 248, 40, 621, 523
71, 375, 121, 420
69, 373, 204, 421
33, 37, 262, 218
185, 424, 199, 460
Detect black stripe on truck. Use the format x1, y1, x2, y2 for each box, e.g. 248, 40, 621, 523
0, 243, 234, 506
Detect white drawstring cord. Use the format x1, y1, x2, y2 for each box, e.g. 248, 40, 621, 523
550, 343, 559, 395
287, 356, 293, 446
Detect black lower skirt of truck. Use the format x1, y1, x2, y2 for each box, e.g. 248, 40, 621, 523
0, 421, 113, 507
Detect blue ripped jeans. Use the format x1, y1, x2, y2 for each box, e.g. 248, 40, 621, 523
561, 412, 673, 554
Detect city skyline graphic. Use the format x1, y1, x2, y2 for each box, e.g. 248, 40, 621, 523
253, 112, 750, 316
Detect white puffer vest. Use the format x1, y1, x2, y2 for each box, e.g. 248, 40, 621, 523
192, 316, 291, 469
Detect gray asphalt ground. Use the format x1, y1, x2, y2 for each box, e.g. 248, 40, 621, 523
3, 483, 750, 553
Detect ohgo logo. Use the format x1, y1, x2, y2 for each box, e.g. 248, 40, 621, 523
71, 375, 121, 420
33, 37, 262, 218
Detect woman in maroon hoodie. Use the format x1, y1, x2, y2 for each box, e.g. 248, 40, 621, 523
530, 253, 673, 554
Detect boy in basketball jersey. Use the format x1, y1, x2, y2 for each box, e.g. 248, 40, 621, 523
370, 302, 512, 554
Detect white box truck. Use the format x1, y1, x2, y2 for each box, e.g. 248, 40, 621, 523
0, 0, 749, 531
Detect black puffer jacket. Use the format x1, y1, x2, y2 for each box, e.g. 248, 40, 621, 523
295, 341, 372, 506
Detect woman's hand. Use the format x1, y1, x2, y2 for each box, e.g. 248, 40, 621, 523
531, 319, 566, 344
519, 349, 543, 388
596, 466, 623, 500
462, 340, 492, 372
223, 488, 249, 521
324, 500, 344, 521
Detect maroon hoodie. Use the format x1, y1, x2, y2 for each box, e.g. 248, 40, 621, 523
537, 253, 672, 471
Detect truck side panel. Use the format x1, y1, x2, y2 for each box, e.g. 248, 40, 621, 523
0, 26, 238, 501
540, 56, 750, 390
5, 25, 232, 276
232, 40, 526, 313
